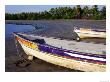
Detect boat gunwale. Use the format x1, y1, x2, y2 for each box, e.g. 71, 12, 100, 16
13, 32, 106, 57
13, 32, 106, 65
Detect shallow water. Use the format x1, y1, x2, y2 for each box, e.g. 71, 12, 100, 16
5, 20, 106, 38
5, 20, 106, 43
5, 24, 35, 38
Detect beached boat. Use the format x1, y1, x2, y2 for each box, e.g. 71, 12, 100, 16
74, 27, 106, 41
13, 32, 106, 72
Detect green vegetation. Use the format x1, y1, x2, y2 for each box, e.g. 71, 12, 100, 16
5, 5, 106, 20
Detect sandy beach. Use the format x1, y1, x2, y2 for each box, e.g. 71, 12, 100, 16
5, 20, 106, 72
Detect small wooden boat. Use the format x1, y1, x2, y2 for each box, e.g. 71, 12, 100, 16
13, 32, 106, 72
74, 27, 106, 41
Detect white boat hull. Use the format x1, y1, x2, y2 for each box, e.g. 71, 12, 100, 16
14, 33, 106, 72
74, 29, 106, 39
20, 42, 105, 72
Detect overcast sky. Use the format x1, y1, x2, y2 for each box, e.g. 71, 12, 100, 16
5, 5, 105, 14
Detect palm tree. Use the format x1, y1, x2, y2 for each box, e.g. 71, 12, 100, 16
75, 5, 82, 19
82, 6, 89, 19
101, 6, 106, 19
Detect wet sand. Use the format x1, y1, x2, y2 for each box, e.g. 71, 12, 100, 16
5, 20, 106, 72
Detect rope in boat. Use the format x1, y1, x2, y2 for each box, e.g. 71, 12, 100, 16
13, 35, 31, 67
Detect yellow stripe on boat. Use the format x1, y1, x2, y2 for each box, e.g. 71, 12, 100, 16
15, 36, 38, 49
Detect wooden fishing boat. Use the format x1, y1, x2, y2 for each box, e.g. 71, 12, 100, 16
13, 32, 106, 72
74, 27, 106, 41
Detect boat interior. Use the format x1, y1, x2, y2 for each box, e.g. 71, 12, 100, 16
17, 33, 106, 55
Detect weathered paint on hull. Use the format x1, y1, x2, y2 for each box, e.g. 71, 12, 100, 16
20, 43, 106, 72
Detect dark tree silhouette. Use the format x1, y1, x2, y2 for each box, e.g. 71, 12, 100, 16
5, 5, 106, 20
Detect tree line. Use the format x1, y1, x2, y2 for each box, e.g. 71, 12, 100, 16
5, 5, 106, 20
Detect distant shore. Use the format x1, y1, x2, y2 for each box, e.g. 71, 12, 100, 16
5, 19, 106, 24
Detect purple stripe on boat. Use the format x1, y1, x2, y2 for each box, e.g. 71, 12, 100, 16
38, 44, 106, 64
92, 29, 106, 32
44, 44, 106, 59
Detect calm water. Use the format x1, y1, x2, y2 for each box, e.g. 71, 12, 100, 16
5, 20, 106, 39
5, 24, 35, 38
